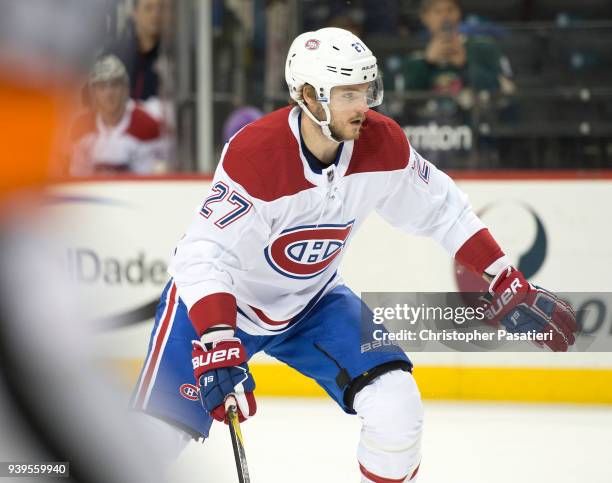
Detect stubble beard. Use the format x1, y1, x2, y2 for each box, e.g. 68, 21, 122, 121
330, 117, 364, 141
312, 104, 364, 141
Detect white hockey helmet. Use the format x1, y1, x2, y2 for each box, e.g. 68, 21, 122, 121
285, 27, 383, 142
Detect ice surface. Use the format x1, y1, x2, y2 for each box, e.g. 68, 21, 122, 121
171, 398, 612, 483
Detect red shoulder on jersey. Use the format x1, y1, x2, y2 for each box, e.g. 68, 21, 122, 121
222, 106, 315, 202
126, 106, 161, 140
345, 109, 410, 176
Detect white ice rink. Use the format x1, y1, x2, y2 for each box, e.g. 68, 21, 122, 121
172, 398, 612, 483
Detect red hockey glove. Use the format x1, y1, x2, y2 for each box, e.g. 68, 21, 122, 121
482, 267, 578, 352
192, 337, 257, 423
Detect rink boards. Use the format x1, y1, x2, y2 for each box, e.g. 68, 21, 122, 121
44, 173, 612, 403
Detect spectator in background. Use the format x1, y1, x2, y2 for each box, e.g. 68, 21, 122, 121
401, 0, 513, 95
70, 55, 166, 175
108, 0, 162, 100
384, 0, 515, 169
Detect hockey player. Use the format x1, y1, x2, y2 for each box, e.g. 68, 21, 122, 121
70, 55, 167, 175
132, 28, 577, 482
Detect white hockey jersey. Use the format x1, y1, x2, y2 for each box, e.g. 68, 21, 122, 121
169, 106, 489, 336
70, 99, 166, 175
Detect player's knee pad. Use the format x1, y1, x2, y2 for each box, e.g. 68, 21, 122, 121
353, 369, 423, 482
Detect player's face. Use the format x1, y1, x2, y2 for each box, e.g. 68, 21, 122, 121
328, 83, 370, 141
91, 79, 128, 118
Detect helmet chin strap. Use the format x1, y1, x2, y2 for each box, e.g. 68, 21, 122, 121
297, 100, 342, 144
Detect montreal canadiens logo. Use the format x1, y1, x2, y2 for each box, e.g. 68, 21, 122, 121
179, 383, 199, 401
265, 221, 354, 279
305, 39, 320, 50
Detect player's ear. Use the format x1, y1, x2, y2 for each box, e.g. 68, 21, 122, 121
302, 84, 318, 110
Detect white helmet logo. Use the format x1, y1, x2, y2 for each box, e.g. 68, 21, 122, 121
305, 39, 320, 50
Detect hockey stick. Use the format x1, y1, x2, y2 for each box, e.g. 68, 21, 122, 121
225, 395, 250, 483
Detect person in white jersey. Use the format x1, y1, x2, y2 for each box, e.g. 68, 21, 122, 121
132, 28, 577, 482
70, 55, 165, 175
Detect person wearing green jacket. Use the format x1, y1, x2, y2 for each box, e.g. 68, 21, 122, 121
402, 0, 512, 94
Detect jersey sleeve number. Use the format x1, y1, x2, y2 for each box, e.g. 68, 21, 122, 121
199, 181, 253, 229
